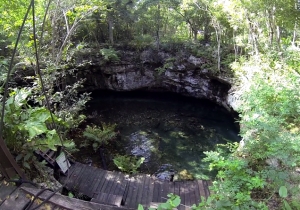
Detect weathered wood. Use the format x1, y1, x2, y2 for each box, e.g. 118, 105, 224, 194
73, 164, 87, 191
183, 182, 193, 210
77, 164, 94, 196
0, 136, 26, 180
123, 177, 135, 207
193, 180, 201, 205
197, 180, 206, 202
110, 172, 125, 196
100, 171, 117, 194
65, 163, 83, 189
128, 175, 140, 208
147, 177, 155, 207
161, 181, 170, 202
128, 174, 145, 208
203, 180, 211, 197
188, 181, 197, 206
178, 181, 185, 210
0, 181, 16, 205
22, 187, 134, 210
135, 174, 146, 207
174, 181, 180, 198
91, 192, 123, 207
94, 170, 111, 196
140, 175, 151, 207
93, 172, 123, 206
59, 162, 211, 209
0, 186, 30, 210
81, 166, 98, 197
30, 200, 64, 210
91, 169, 107, 198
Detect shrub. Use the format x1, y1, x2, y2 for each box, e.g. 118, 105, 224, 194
113, 155, 145, 174
83, 123, 117, 152
100, 47, 120, 63
2, 87, 76, 170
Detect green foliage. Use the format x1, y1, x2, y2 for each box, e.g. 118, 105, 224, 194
100, 47, 120, 63
83, 123, 117, 151
138, 193, 180, 210
31, 66, 91, 130
113, 155, 145, 174
130, 34, 154, 50
155, 58, 174, 75
0, 57, 9, 83
201, 51, 300, 209
2, 88, 76, 171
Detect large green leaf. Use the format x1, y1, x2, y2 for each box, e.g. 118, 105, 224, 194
30, 107, 51, 122
24, 121, 47, 139
279, 186, 288, 198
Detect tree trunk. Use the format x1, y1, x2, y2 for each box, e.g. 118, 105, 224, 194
108, 14, 114, 45
156, 3, 161, 50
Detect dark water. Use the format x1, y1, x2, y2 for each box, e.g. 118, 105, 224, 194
77, 90, 240, 180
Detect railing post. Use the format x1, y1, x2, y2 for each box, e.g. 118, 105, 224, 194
0, 136, 26, 180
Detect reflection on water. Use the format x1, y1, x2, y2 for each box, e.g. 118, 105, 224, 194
82, 90, 240, 180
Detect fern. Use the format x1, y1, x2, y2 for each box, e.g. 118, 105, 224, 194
83, 123, 117, 151
113, 155, 145, 174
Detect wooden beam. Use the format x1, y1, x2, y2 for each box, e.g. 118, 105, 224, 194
0, 136, 26, 180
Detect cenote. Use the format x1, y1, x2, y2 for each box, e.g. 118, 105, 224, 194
74, 90, 240, 180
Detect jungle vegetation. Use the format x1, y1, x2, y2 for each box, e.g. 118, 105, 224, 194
1, 0, 300, 209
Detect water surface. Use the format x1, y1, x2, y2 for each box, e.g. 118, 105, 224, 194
79, 90, 240, 180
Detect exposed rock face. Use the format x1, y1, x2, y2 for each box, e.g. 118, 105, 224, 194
14, 48, 234, 111
71, 48, 233, 111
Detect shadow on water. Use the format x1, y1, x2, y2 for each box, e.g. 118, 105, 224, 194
76, 90, 240, 180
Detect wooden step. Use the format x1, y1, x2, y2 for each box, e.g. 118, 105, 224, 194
91, 192, 123, 207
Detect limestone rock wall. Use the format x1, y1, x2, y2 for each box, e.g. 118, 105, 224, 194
14, 48, 234, 111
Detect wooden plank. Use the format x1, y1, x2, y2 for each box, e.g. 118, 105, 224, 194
161, 181, 170, 203
174, 181, 180, 198
152, 180, 161, 202
188, 181, 197, 206
123, 177, 135, 207
22, 187, 134, 210
0, 187, 30, 210
94, 171, 120, 205
136, 174, 147, 208
168, 181, 175, 195
59, 163, 76, 185
72, 164, 87, 191
178, 181, 186, 210
77, 164, 94, 194
128, 175, 141, 208
146, 177, 155, 207
96, 170, 115, 195
106, 171, 121, 195
65, 163, 84, 190
91, 192, 123, 207
184, 181, 193, 210
101, 171, 118, 194
111, 172, 126, 196
28, 199, 64, 210
81, 166, 99, 197
0, 181, 16, 205
131, 174, 146, 208
204, 180, 211, 197
91, 169, 107, 198
89, 167, 106, 197
140, 175, 151, 207
193, 180, 201, 205
197, 180, 206, 202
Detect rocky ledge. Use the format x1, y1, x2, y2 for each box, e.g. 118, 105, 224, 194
72, 48, 234, 111
14, 47, 235, 111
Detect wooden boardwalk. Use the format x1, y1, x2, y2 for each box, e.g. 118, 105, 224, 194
0, 179, 134, 210
60, 162, 211, 210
